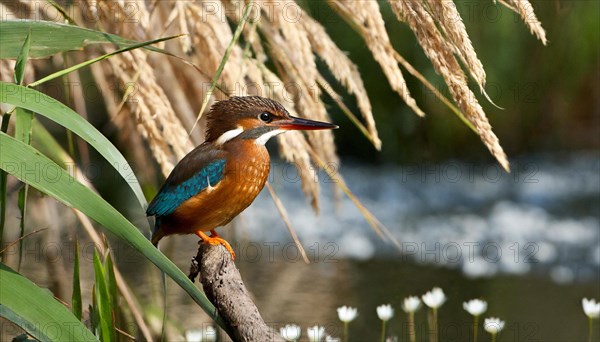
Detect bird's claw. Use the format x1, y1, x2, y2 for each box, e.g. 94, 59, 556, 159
204, 237, 236, 260
196, 232, 236, 260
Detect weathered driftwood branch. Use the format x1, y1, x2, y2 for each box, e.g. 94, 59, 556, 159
189, 243, 284, 342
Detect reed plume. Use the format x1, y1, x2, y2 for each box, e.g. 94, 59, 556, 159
6, 0, 549, 198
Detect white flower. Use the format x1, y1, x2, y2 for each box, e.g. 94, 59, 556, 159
583, 298, 600, 319
185, 326, 216, 342
337, 306, 358, 322
484, 317, 505, 335
377, 304, 394, 321
422, 287, 446, 309
402, 296, 422, 313
463, 299, 488, 316
307, 325, 326, 342
280, 324, 301, 341
325, 336, 341, 342
203, 326, 216, 342
185, 329, 202, 342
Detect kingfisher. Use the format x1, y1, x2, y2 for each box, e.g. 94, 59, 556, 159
146, 96, 337, 259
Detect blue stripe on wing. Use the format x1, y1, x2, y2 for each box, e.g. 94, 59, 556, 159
147, 159, 226, 217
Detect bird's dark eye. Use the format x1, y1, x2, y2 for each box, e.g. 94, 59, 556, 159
259, 112, 272, 123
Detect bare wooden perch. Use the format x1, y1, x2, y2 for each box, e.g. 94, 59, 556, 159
189, 244, 285, 342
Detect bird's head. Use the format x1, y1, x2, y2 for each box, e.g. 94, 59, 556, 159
205, 96, 337, 145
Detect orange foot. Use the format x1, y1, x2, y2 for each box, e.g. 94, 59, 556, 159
195, 230, 236, 260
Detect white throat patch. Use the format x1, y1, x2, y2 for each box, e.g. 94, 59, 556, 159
215, 127, 243, 145
255, 129, 284, 145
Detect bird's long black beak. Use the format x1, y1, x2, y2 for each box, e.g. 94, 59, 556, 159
275, 116, 338, 130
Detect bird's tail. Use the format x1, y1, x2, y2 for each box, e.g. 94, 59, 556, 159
150, 217, 163, 247
151, 230, 163, 247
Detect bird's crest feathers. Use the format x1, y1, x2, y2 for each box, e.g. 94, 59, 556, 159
205, 96, 289, 142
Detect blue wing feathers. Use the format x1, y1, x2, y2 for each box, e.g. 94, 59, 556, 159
147, 159, 226, 217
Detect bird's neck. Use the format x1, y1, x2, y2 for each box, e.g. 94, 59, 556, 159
220, 138, 270, 163
219, 138, 271, 188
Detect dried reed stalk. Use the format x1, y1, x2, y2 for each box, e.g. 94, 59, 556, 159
390, 0, 510, 171
424, 0, 487, 91
8, 0, 549, 187
0, 0, 33, 21
328, 0, 425, 117
83, 0, 193, 176
265, 183, 310, 264
256, 0, 338, 171
500, 0, 548, 45
184, 2, 244, 93
302, 15, 381, 149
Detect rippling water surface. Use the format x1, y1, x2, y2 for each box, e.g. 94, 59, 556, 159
244, 154, 599, 282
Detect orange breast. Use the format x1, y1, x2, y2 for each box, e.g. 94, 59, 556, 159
160, 140, 270, 235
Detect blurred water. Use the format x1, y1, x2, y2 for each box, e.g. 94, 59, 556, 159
241, 153, 600, 283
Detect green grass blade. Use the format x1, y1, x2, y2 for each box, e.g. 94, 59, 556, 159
90, 292, 99, 336
0, 132, 229, 333
28, 34, 183, 88
10, 29, 33, 260
16, 184, 27, 271
13, 31, 31, 85
45, 0, 76, 24
160, 272, 167, 342
11, 333, 37, 341
104, 252, 118, 321
0, 20, 166, 59
15, 107, 33, 271
72, 239, 82, 321
0, 113, 11, 251
31, 119, 73, 165
0, 262, 98, 342
14, 108, 32, 146
93, 250, 116, 342
1, 82, 147, 210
